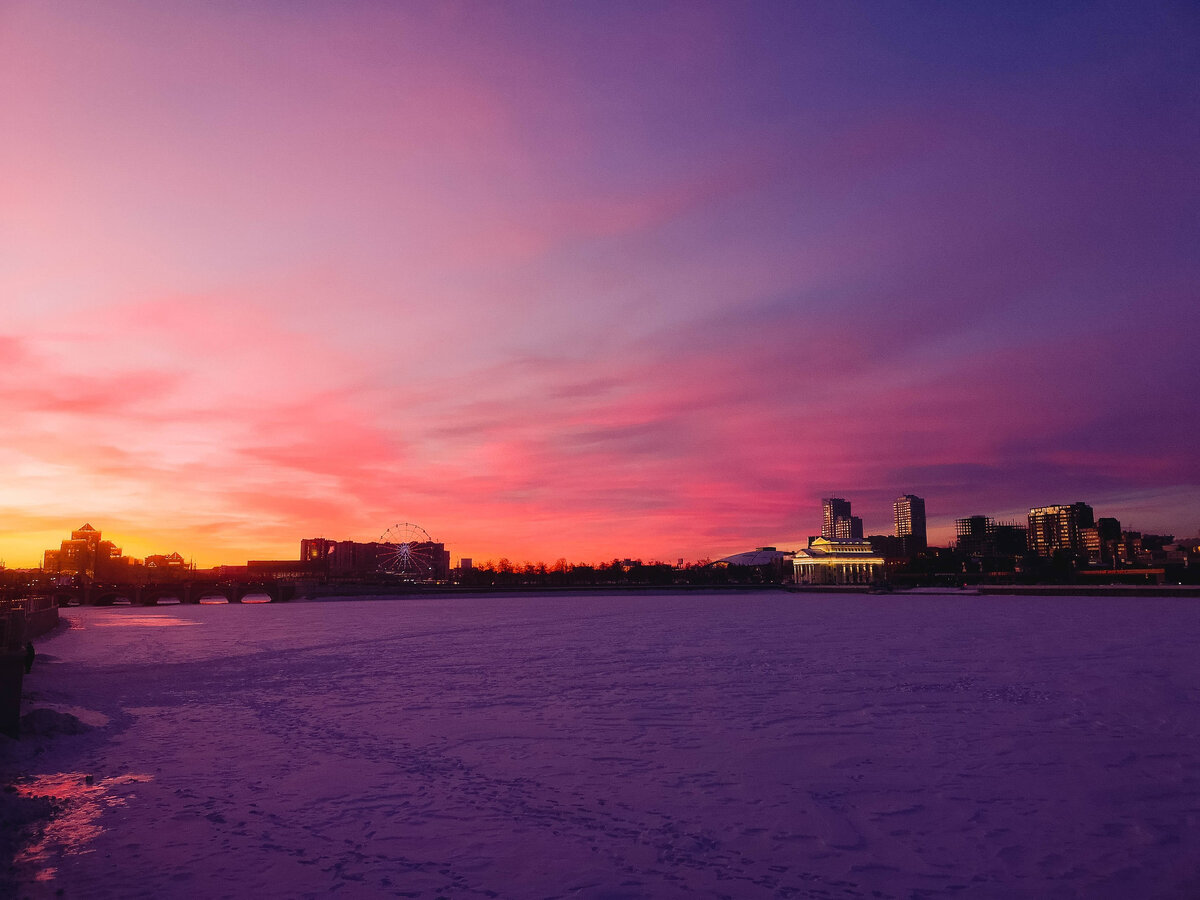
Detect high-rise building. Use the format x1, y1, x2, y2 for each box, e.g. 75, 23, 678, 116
956, 515, 993, 556
894, 494, 927, 554
1080, 526, 1102, 563
956, 516, 1027, 558
993, 522, 1029, 557
1070, 501, 1095, 530
822, 498, 850, 538
1027, 503, 1094, 557
1084, 517, 1123, 566
821, 498, 863, 540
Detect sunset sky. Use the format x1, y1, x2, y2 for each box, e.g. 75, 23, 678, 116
2, 1, 1198, 568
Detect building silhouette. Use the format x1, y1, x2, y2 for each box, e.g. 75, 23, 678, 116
42, 524, 133, 580
301, 538, 337, 564
145, 552, 190, 577
298, 537, 450, 580
893, 495, 927, 554
956, 516, 993, 556
40, 524, 193, 583
955, 516, 1028, 558
822, 498, 863, 540
1027, 503, 1094, 557
867, 534, 904, 557
1075, 517, 1123, 566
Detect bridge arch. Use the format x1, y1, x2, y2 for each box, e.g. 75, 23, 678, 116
234, 583, 279, 603
90, 590, 134, 607
139, 585, 187, 606
194, 586, 232, 604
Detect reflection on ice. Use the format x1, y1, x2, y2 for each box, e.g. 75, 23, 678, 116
15, 773, 154, 882
92, 615, 201, 627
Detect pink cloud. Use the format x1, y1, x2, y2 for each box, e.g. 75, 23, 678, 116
2, 3, 1197, 567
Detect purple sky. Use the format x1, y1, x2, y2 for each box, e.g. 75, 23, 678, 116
2, 1, 1198, 566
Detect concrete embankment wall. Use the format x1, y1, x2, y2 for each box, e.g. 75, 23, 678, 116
0, 598, 60, 738
21, 596, 60, 638
0, 651, 21, 738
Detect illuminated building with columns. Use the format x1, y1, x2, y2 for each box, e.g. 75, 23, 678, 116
792, 537, 885, 585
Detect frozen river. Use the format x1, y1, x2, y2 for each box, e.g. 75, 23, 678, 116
8, 591, 1200, 898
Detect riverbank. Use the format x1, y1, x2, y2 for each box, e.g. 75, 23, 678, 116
1, 616, 80, 899
1, 599, 62, 739
295, 581, 1200, 600
975, 583, 1200, 597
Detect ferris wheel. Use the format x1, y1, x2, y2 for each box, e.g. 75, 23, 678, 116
377, 522, 436, 579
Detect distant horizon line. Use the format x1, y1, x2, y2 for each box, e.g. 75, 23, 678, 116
9, 510, 1198, 572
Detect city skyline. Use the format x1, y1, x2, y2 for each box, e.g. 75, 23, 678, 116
5, 485, 1195, 570
3, 2, 1198, 568
16, 492, 1192, 574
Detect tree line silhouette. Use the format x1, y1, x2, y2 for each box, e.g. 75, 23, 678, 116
454, 558, 786, 588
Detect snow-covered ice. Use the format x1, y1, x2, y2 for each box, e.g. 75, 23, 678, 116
8, 591, 1200, 898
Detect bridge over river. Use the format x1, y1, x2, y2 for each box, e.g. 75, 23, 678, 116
43, 579, 298, 606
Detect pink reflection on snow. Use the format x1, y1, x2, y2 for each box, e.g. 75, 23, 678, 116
91, 615, 201, 627
15, 772, 154, 882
